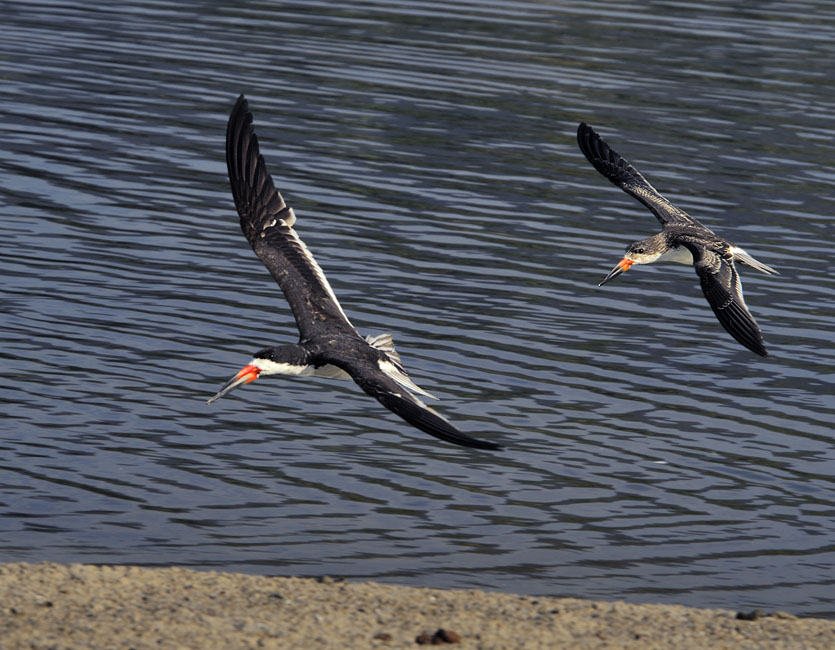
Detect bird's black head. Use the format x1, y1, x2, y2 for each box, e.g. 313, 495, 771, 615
253, 346, 278, 362
207, 345, 310, 405
252, 344, 309, 366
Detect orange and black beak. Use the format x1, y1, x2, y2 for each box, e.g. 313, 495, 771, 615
206, 364, 260, 404
598, 258, 634, 287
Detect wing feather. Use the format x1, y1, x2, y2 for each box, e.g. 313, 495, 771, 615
684, 244, 768, 356
226, 95, 354, 339
338, 360, 500, 450
577, 123, 700, 227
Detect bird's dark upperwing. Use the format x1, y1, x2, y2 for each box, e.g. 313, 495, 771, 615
336, 359, 501, 450
226, 94, 355, 340
577, 123, 699, 228
682, 241, 767, 357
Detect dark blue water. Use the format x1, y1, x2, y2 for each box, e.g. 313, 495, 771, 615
2, 0, 834, 618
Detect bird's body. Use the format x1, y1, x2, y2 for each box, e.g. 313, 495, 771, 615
207, 94, 499, 451
577, 122, 777, 357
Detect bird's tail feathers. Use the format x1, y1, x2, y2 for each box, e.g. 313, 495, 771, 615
732, 247, 779, 275
366, 333, 400, 364
366, 333, 438, 400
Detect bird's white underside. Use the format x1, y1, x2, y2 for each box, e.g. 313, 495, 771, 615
656, 246, 694, 265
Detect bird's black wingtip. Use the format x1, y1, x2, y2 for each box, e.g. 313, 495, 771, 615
230, 93, 249, 119
741, 337, 768, 357
725, 318, 769, 359
472, 439, 503, 451
227, 95, 253, 141
576, 122, 611, 167
577, 121, 601, 141
437, 430, 503, 451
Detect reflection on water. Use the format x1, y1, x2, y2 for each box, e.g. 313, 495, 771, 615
1, 0, 835, 618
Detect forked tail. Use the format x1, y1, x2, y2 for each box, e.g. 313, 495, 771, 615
366, 333, 438, 400
732, 247, 779, 275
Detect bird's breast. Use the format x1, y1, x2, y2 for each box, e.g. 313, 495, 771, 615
658, 245, 695, 265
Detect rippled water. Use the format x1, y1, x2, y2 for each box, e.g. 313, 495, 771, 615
2, 0, 835, 618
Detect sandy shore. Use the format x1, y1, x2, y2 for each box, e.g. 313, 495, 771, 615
0, 563, 833, 649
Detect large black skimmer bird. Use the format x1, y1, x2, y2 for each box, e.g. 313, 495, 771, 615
577, 123, 778, 357
207, 95, 500, 450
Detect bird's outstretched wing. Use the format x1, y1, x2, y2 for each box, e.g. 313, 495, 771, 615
226, 94, 355, 340
577, 123, 700, 228
337, 359, 501, 450
682, 242, 767, 356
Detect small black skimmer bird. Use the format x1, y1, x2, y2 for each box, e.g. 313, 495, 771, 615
207, 95, 500, 451
577, 123, 778, 357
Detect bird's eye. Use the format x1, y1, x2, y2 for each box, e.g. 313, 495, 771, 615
635, 247, 644, 254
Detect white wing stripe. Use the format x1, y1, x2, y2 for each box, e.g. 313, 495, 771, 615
284, 223, 354, 329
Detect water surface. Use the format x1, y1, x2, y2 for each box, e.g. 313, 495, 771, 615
2, 0, 835, 618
